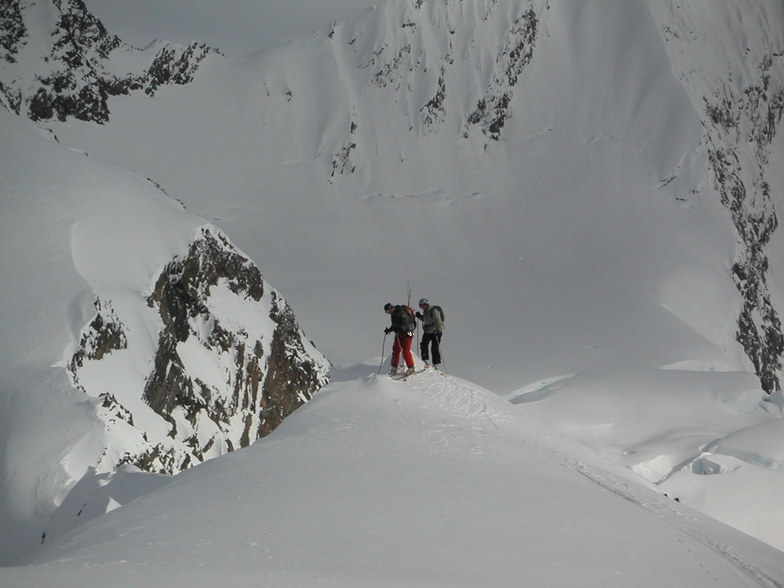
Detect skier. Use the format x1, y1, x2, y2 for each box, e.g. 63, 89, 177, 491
384, 302, 416, 377
415, 298, 444, 369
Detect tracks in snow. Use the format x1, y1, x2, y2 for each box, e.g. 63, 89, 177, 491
386, 369, 783, 587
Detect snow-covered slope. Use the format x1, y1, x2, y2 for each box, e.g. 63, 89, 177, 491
4, 367, 784, 587
0, 106, 329, 562
2, 0, 784, 573
83, 0, 382, 57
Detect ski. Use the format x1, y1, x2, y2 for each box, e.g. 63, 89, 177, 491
388, 368, 431, 381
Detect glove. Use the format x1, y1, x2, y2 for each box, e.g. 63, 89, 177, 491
415, 311, 422, 319
384, 327, 392, 334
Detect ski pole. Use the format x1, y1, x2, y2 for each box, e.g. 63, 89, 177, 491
438, 335, 447, 374
378, 332, 389, 374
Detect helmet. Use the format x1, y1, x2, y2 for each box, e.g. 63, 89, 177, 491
418, 298, 429, 306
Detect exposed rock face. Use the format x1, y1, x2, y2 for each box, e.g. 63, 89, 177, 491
0, 0, 25, 64
0, 0, 217, 123
68, 226, 331, 475
68, 298, 128, 371
327, 0, 543, 178
651, 5, 784, 392
717, 53, 784, 393
707, 63, 784, 393
465, 8, 538, 140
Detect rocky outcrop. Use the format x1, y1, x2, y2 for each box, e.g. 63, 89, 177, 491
0, 0, 216, 122
68, 226, 331, 475
6, 0, 330, 479
465, 8, 538, 140
328, 0, 542, 179
420, 66, 446, 132
68, 298, 128, 372
0, 0, 25, 64
651, 5, 784, 392
709, 53, 784, 392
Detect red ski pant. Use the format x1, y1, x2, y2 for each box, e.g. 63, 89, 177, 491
391, 332, 414, 368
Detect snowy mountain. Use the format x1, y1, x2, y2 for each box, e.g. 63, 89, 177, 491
2, 0, 784, 582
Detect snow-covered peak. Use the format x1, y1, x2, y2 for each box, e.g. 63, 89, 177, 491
0, 0, 219, 122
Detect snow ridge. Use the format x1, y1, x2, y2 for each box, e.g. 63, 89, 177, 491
392, 369, 784, 588
6, 366, 783, 586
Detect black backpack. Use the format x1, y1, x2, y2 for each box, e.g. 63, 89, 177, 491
431, 305, 444, 323
394, 305, 417, 332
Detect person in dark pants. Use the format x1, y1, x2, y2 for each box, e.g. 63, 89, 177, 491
415, 298, 444, 369
384, 302, 416, 377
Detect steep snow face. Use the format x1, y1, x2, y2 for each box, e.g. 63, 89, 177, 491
83, 0, 382, 57
334, 0, 541, 141
0, 107, 329, 562
240, 0, 547, 186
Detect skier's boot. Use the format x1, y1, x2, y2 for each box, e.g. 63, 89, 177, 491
405, 367, 416, 377
389, 367, 398, 377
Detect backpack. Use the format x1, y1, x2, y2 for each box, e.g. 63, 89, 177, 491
431, 305, 444, 323
395, 305, 417, 333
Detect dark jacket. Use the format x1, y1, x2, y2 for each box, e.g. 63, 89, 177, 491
389, 305, 416, 334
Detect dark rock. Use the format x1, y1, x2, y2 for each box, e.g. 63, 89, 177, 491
68, 298, 127, 378
68, 226, 330, 475
702, 52, 784, 392
0, 0, 26, 64
467, 9, 538, 140
1, 0, 217, 123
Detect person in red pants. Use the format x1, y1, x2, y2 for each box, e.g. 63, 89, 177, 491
384, 302, 416, 377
